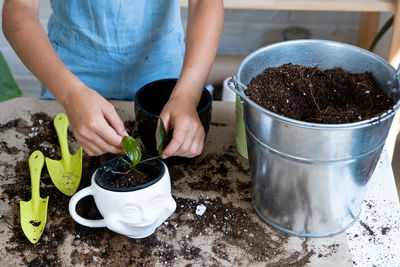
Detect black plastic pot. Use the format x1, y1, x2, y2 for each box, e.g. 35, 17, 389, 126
134, 79, 212, 164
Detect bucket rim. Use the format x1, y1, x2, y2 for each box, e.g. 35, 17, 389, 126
236, 39, 400, 129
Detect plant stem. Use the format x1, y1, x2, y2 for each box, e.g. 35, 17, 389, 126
119, 155, 160, 176
138, 156, 161, 164
119, 156, 133, 168
132, 168, 143, 175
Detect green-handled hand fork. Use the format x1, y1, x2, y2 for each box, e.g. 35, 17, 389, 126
20, 150, 49, 244
45, 113, 82, 196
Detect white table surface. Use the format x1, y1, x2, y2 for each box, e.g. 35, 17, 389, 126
345, 147, 400, 266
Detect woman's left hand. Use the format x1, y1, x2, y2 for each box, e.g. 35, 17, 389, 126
159, 96, 205, 158
158, 0, 223, 159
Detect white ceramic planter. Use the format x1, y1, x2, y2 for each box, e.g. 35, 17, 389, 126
69, 157, 176, 239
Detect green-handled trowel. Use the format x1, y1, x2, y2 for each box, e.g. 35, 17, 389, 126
45, 113, 82, 196
20, 151, 49, 244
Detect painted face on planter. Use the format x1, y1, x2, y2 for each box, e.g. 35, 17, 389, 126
106, 193, 176, 238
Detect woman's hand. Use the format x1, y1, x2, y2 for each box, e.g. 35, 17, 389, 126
63, 86, 128, 156
157, 0, 223, 158
159, 96, 205, 158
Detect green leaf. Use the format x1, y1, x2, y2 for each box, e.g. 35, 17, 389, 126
0, 51, 22, 102
121, 136, 142, 166
156, 118, 167, 157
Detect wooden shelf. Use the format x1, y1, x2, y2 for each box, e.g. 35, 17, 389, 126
180, 0, 396, 12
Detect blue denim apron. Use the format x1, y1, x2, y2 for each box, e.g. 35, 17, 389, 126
41, 0, 185, 100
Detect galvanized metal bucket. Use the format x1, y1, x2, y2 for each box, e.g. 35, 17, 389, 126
228, 39, 400, 237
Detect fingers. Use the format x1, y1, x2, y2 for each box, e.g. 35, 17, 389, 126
84, 144, 124, 156
81, 140, 124, 156
85, 134, 124, 156
162, 128, 185, 158
162, 122, 205, 158
73, 124, 124, 156
180, 127, 205, 158
159, 101, 206, 158
63, 88, 127, 157
70, 110, 126, 156
186, 129, 205, 157
95, 118, 124, 148
103, 104, 128, 137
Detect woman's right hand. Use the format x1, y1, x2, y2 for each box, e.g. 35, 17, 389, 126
62, 86, 128, 156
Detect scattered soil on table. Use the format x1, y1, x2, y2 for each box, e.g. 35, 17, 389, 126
381, 227, 391, 235
0, 112, 337, 266
246, 63, 395, 124
0, 141, 18, 155
0, 113, 117, 266
184, 146, 251, 200
360, 220, 375, 236
169, 196, 316, 266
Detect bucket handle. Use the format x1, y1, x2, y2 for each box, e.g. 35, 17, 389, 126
227, 76, 248, 100
392, 64, 400, 94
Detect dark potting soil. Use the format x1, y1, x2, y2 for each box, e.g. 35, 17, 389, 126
246, 63, 395, 124
102, 160, 160, 189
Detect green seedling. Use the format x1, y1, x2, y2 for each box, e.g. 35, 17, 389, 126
119, 118, 167, 174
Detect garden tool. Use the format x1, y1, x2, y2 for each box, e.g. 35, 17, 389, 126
45, 113, 82, 196
20, 150, 49, 244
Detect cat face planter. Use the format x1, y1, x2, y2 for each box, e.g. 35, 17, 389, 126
69, 157, 176, 238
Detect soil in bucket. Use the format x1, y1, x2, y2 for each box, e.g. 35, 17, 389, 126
245, 63, 395, 124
